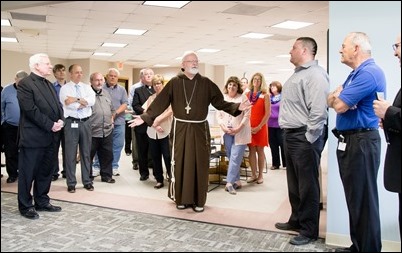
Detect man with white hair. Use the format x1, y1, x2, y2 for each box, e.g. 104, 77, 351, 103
129, 51, 250, 212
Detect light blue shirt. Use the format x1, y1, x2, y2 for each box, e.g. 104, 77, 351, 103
60, 81, 95, 119
1, 83, 20, 126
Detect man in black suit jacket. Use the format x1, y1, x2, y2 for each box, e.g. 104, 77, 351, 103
132, 68, 155, 181
373, 33, 401, 239
17, 53, 65, 220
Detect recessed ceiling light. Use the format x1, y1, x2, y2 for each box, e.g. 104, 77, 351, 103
1, 37, 17, 42
93, 52, 114, 56
240, 33, 273, 39
197, 48, 221, 53
1, 19, 11, 26
271, 20, 314, 30
114, 28, 147, 36
102, 42, 127, 48
143, 1, 190, 9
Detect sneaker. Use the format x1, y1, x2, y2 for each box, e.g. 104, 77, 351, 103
176, 204, 187, 210
192, 205, 204, 212
92, 168, 100, 177
112, 170, 120, 176
225, 184, 237, 195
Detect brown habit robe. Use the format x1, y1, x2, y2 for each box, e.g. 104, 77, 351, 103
141, 72, 241, 207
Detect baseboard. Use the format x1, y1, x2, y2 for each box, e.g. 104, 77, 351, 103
325, 233, 401, 252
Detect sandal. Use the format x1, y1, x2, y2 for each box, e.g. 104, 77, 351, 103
257, 178, 264, 184
247, 177, 257, 183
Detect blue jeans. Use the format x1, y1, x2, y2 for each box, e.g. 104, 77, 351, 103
223, 134, 247, 184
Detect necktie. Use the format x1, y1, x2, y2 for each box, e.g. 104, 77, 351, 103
75, 84, 84, 118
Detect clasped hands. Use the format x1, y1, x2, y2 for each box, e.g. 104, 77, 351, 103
52, 119, 64, 132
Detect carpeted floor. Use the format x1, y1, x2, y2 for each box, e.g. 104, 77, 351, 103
1, 192, 336, 252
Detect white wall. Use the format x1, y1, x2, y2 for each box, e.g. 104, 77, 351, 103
327, 1, 401, 251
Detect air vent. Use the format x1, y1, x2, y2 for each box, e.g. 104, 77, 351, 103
222, 4, 275, 16
10, 12, 46, 22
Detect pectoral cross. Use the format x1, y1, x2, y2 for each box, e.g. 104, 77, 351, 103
185, 105, 191, 114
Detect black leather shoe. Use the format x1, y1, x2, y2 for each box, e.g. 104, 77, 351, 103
275, 222, 300, 232
20, 208, 39, 220
101, 177, 116, 183
133, 163, 139, 170
84, 184, 94, 191
67, 186, 76, 193
289, 234, 315, 245
51, 175, 59, 181
35, 203, 62, 212
139, 175, 149, 181
61, 172, 66, 178
154, 182, 164, 189
6, 177, 17, 183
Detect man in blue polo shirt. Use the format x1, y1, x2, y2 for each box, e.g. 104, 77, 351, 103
328, 32, 386, 252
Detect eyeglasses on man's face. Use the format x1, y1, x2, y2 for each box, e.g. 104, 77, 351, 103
184, 60, 199, 64
392, 42, 400, 51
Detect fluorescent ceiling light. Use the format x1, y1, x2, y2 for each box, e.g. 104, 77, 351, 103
240, 33, 273, 39
143, 1, 189, 9
154, 64, 170, 67
197, 48, 221, 53
114, 28, 147, 36
277, 68, 293, 71
102, 42, 127, 48
1, 19, 11, 26
1, 37, 17, 42
93, 52, 114, 56
276, 54, 290, 58
271, 20, 314, 30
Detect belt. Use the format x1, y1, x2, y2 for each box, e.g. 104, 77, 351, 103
284, 126, 307, 133
337, 128, 377, 136
67, 116, 90, 122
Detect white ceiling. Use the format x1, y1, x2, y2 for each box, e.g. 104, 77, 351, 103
1, 1, 328, 82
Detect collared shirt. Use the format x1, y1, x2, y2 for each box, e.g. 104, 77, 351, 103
279, 60, 329, 143
60, 81, 95, 119
1, 83, 20, 126
103, 82, 128, 126
336, 58, 386, 131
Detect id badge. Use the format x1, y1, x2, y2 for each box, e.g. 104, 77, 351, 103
338, 142, 346, 151
71, 122, 79, 128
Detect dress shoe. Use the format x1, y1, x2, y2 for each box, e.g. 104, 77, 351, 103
84, 184, 94, 191
289, 234, 315, 245
51, 175, 59, 181
20, 208, 39, 220
270, 166, 280, 170
275, 222, 300, 232
192, 205, 204, 212
125, 151, 132, 156
67, 186, 76, 193
6, 177, 17, 183
154, 182, 164, 189
101, 177, 116, 183
35, 203, 62, 212
139, 175, 149, 181
176, 204, 188, 210
132, 163, 139, 170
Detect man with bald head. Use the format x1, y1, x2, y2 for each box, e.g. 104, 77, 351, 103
129, 51, 250, 212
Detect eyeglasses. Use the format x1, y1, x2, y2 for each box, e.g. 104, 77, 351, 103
184, 60, 199, 64
392, 42, 400, 51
